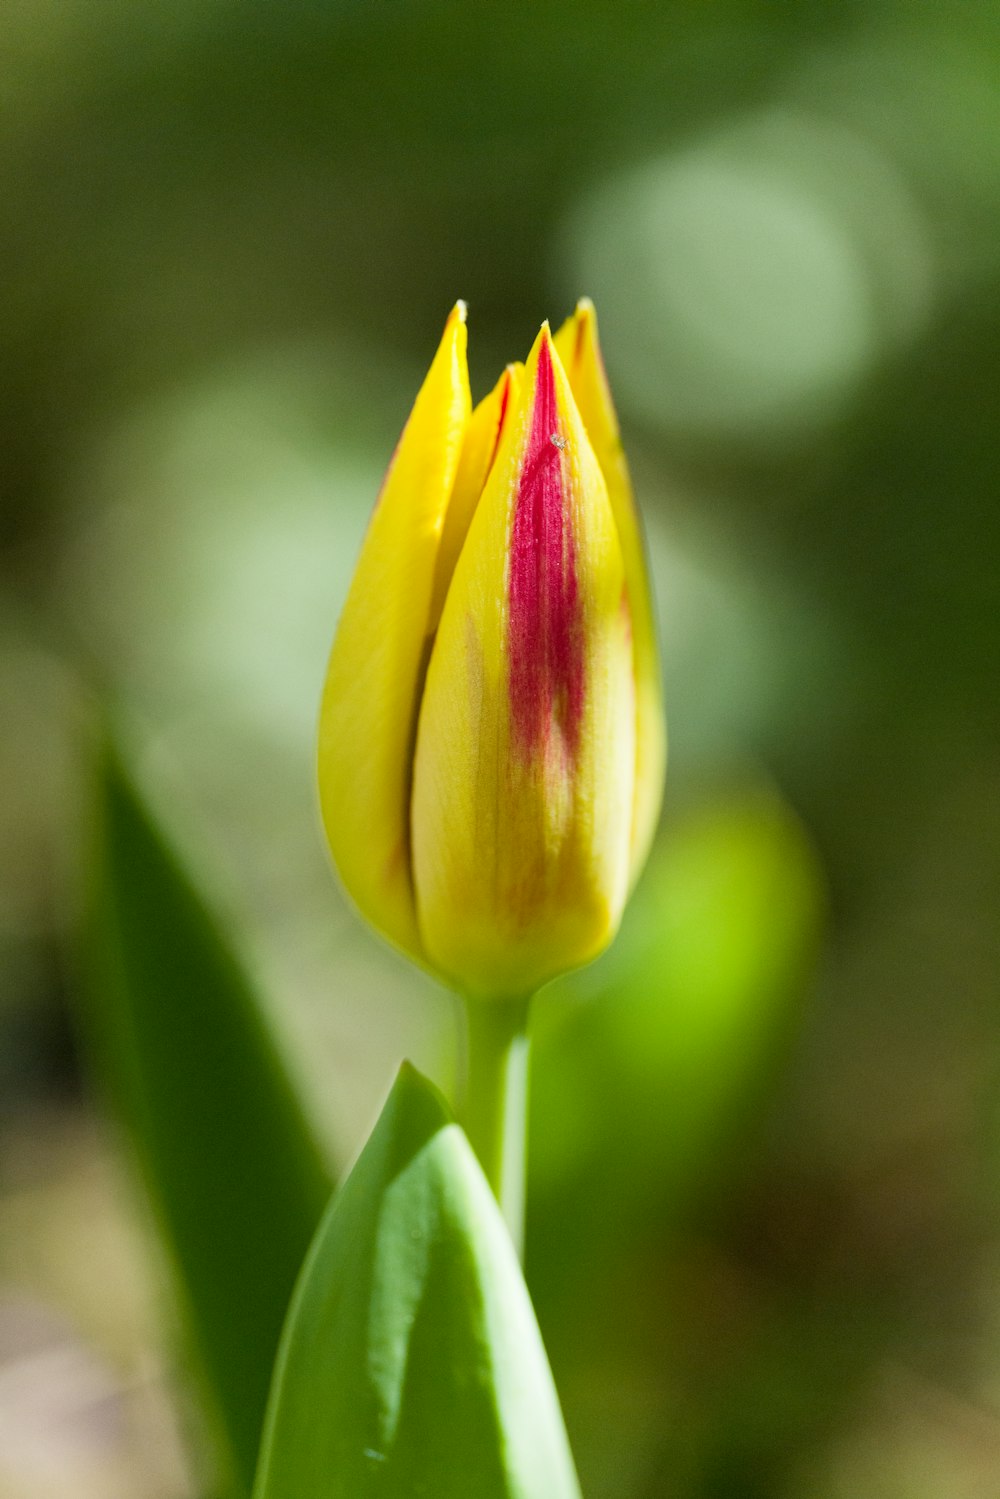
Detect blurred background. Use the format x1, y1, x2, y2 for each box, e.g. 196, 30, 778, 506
1, 0, 999, 1494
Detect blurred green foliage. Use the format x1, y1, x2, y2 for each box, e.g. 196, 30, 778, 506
1, 1, 999, 1496
81, 739, 331, 1492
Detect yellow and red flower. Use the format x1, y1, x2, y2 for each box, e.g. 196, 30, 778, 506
318, 301, 665, 999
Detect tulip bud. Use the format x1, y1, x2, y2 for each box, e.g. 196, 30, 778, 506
318, 305, 664, 1000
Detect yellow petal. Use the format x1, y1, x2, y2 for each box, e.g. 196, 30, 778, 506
411, 326, 635, 999
429, 362, 522, 632
554, 298, 666, 886
318, 303, 471, 959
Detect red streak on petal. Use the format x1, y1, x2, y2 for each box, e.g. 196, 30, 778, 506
508, 338, 585, 763
573, 311, 587, 370
487, 368, 514, 476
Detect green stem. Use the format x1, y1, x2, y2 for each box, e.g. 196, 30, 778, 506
460, 994, 531, 1259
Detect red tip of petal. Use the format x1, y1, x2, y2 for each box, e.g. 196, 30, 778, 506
508, 335, 585, 763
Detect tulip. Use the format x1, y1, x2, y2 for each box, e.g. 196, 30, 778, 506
318, 302, 664, 1246
319, 301, 664, 1002
320, 301, 665, 1241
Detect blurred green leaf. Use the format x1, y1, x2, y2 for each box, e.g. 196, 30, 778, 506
608, 789, 824, 1179
532, 785, 825, 1223
80, 736, 333, 1493
254, 1063, 581, 1499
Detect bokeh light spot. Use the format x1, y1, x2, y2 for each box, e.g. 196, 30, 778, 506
560, 111, 933, 445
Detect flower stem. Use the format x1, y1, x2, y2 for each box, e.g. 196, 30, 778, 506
460, 994, 531, 1259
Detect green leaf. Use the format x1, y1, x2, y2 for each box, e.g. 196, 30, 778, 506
79, 736, 333, 1493
254, 1064, 582, 1499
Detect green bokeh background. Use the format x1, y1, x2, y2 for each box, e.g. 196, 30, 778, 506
1, 2, 998, 1495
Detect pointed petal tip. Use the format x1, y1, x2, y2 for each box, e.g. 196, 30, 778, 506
526, 321, 553, 367
523, 320, 576, 381
569, 299, 599, 367
526, 321, 557, 381
451, 299, 468, 325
